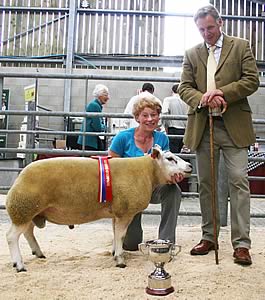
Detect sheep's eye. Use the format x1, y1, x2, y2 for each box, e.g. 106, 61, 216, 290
167, 157, 175, 162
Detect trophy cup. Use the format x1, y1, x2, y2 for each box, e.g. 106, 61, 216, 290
139, 239, 181, 296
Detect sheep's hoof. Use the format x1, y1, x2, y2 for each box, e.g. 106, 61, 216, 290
13, 263, 27, 272
32, 251, 46, 259
17, 267, 27, 273
116, 263, 126, 268
114, 255, 126, 267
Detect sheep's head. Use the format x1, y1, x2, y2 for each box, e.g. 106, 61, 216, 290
151, 144, 192, 180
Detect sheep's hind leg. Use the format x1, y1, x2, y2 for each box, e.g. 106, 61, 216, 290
113, 216, 133, 268
24, 222, 46, 259
6, 223, 30, 272
111, 218, 116, 256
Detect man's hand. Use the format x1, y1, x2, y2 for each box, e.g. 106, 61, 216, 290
207, 95, 227, 109
199, 89, 227, 112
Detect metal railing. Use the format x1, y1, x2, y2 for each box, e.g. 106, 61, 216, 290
0, 111, 264, 180
0, 67, 264, 224
0, 110, 264, 225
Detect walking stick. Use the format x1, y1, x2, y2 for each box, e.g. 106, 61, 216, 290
208, 111, 219, 265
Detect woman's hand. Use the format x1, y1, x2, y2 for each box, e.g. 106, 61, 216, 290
167, 173, 184, 184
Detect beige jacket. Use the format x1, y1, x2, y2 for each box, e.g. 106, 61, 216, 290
178, 34, 260, 151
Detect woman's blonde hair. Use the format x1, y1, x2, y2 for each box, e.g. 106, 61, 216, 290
132, 91, 162, 118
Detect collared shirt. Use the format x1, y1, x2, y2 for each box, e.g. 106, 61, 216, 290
162, 94, 188, 129
206, 33, 224, 65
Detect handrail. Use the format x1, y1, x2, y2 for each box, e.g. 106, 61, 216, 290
0, 72, 265, 87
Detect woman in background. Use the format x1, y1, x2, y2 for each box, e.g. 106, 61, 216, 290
77, 84, 109, 151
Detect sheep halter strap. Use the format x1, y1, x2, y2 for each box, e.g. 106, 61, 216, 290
91, 156, 113, 203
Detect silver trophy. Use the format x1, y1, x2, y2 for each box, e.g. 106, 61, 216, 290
139, 239, 181, 296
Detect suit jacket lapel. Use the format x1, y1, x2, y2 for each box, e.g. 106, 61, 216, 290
196, 43, 208, 68
195, 35, 234, 73
216, 34, 234, 72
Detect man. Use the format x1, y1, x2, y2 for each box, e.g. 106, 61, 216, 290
123, 82, 156, 128
178, 4, 259, 265
162, 83, 188, 153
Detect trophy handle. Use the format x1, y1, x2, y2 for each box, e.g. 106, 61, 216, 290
171, 244, 181, 257
138, 243, 148, 255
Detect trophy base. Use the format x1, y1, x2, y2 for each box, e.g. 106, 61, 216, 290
146, 273, 174, 296
146, 286, 174, 296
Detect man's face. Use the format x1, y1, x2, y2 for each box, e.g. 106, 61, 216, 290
196, 15, 222, 46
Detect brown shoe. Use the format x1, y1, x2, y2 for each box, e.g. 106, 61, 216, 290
190, 240, 216, 255
233, 248, 252, 266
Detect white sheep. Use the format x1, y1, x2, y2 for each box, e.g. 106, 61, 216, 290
5, 145, 192, 272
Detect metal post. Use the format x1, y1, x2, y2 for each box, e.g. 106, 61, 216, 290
25, 80, 37, 165
0, 77, 4, 159
63, 0, 77, 130
0, 77, 3, 97
80, 79, 89, 153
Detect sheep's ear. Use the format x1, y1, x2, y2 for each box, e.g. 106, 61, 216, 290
151, 145, 162, 159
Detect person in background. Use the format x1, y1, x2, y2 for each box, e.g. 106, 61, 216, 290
178, 4, 259, 265
123, 82, 157, 129
162, 83, 188, 153
109, 92, 184, 251
77, 84, 109, 151
0, 100, 6, 129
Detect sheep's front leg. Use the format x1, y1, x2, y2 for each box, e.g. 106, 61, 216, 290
113, 216, 133, 268
24, 222, 46, 259
6, 223, 30, 272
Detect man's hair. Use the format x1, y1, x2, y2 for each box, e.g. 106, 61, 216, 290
142, 82, 155, 94
172, 84, 179, 94
194, 4, 221, 23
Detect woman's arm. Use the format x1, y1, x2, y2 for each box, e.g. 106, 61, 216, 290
108, 149, 121, 158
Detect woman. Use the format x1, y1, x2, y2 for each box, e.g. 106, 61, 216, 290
108, 91, 184, 251
77, 84, 109, 151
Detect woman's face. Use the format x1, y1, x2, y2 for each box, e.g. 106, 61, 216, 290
98, 92, 109, 105
136, 107, 160, 131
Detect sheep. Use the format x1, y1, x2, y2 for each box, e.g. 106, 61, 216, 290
5, 145, 192, 272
